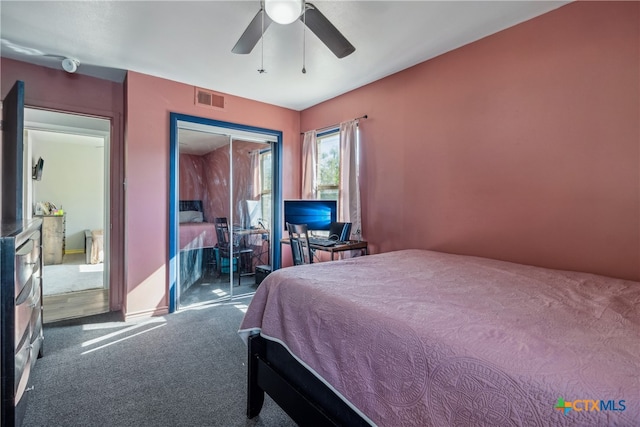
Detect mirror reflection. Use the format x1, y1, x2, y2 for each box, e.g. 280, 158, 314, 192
178, 127, 272, 308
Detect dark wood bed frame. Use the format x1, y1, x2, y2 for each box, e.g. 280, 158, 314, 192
247, 333, 371, 426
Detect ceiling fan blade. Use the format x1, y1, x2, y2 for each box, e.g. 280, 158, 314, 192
232, 9, 273, 54
302, 3, 355, 59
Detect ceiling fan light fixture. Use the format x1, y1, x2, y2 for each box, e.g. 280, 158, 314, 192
61, 57, 79, 73
265, 0, 303, 25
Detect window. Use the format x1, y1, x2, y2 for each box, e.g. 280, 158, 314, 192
316, 131, 339, 201
260, 150, 272, 227
302, 120, 361, 238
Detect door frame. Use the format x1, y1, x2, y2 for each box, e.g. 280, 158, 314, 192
169, 113, 283, 313
23, 108, 111, 297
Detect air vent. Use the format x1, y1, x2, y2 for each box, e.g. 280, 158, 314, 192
195, 87, 225, 110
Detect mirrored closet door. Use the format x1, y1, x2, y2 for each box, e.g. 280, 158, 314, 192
175, 119, 275, 309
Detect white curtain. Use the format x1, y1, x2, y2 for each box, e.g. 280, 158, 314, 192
301, 131, 317, 199
339, 119, 362, 239
250, 150, 261, 199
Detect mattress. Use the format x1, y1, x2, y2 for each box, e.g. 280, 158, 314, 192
179, 222, 217, 250
239, 249, 640, 426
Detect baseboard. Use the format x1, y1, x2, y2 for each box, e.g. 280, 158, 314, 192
124, 306, 169, 321
65, 249, 84, 254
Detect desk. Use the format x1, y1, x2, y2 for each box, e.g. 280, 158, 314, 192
280, 238, 368, 262
234, 227, 270, 272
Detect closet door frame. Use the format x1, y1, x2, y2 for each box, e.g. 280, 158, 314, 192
169, 113, 283, 313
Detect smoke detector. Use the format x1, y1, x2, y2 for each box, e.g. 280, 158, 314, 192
61, 58, 79, 73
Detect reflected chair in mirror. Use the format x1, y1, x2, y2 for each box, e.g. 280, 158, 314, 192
287, 222, 313, 266
214, 217, 253, 286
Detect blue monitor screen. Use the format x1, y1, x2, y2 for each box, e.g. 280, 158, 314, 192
284, 199, 337, 232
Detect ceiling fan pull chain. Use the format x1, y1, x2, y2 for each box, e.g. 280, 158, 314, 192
258, 3, 266, 74
302, 2, 306, 74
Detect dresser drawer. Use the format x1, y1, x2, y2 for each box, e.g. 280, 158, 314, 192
29, 229, 41, 259
15, 276, 35, 344
14, 350, 32, 407
30, 311, 44, 366
30, 308, 43, 343
14, 328, 32, 400
29, 282, 42, 323
14, 232, 40, 296
30, 289, 43, 337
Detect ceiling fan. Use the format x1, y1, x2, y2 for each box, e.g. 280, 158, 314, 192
232, 0, 355, 59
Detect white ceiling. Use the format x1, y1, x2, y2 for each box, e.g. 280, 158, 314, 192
1, 1, 568, 111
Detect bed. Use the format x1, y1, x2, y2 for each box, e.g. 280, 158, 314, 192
179, 200, 216, 293
239, 249, 639, 426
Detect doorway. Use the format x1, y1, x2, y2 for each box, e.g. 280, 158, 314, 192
24, 108, 111, 322
169, 113, 283, 312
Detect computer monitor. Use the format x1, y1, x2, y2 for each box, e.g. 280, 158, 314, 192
284, 199, 337, 232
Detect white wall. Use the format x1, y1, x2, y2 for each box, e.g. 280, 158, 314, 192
24, 130, 33, 219
31, 130, 104, 251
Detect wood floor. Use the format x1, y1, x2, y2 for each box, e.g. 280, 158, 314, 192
43, 289, 109, 323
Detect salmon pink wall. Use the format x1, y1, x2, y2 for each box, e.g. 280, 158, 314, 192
301, 2, 639, 281
1, 58, 126, 312
180, 141, 265, 224
179, 154, 206, 201
125, 71, 299, 318
202, 140, 264, 225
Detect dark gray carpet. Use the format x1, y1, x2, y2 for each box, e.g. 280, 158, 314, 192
22, 296, 297, 427
180, 270, 259, 308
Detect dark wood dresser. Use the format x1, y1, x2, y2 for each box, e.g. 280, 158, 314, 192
1, 218, 44, 426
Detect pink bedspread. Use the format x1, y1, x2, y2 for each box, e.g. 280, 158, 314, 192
239, 249, 640, 426
179, 222, 217, 250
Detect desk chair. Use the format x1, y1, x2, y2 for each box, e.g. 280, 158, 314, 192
287, 223, 313, 266
214, 217, 253, 286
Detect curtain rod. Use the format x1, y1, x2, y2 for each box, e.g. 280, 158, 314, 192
300, 114, 368, 135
